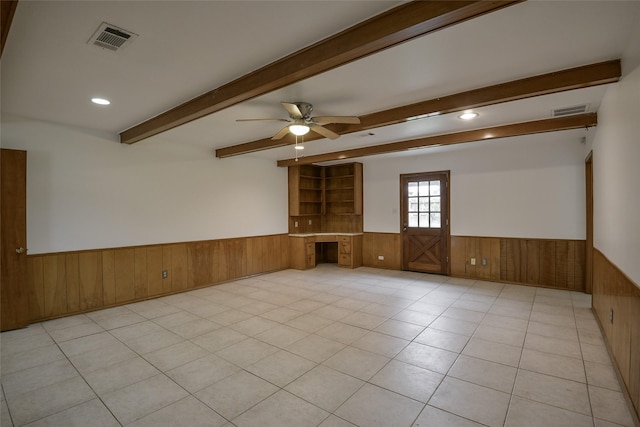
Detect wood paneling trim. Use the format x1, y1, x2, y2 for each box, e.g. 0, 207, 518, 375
362, 233, 585, 290
450, 236, 585, 290
592, 248, 640, 422
277, 114, 598, 167
222, 60, 619, 158
24, 234, 290, 322
121, 1, 521, 145
362, 232, 402, 270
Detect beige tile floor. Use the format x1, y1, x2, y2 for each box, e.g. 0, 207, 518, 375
1, 264, 636, 427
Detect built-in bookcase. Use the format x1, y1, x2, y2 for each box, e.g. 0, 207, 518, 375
288, 162, 362, 233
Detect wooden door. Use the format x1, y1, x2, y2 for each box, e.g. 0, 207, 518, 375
401, 171, 450, 274
1, 149, 29, 331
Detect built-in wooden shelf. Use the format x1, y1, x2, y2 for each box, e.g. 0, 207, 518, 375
288, 162, 362, 235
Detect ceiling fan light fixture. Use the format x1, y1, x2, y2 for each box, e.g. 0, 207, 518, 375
290, 123, 310, 136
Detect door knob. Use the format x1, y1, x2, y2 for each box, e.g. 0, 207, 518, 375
15, 247, 26, 254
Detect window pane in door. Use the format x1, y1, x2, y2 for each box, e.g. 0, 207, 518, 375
430, 196, 441, 212
419, 181, 429, 196
430, 213, 441, 228
419, 197, 429, 211
408, 182, 418, 197
429, 181, 440, 196
409, 197, 418, 212
419, 213, 429, 227
408, 213, 419, 227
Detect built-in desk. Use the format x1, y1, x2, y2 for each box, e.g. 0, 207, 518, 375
289, 233, 363, 270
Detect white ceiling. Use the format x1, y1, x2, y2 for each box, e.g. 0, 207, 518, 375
2, 1, 639, 163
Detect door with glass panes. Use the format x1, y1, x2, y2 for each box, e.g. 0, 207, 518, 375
400, 171, 450, 274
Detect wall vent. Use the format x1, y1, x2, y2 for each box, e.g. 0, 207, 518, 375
552, 104, 589, 117
88, 22, 138, 51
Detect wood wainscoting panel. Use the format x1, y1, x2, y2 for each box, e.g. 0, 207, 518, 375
135, 247, 149, 298
78, 251, 103, 310
145, 246, 163, 297
65, 254, 80, 313
222, 238, 247, 282
188, 241, 214, 288
114, 249, 135, 303
450, 236, 466, 277
26, 256, 44, 320
362, 232, 401, 270
102, 250, 116, 306
43, 254, 67, 317
451, 236, 501, 282
556, 240, 569, 288
539, 240, 556, 286
592, 248, 640, 421
23, 234, 290, 323
526, 240, 540, 284
451, 236, 585, 291
246, 235, 289, 276
169, 244, 188, 293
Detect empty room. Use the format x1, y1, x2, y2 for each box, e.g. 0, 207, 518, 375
1, 1, 639, 426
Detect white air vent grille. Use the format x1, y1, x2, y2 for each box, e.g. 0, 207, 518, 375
88, 22, 138, 51
552, 104, 589, 117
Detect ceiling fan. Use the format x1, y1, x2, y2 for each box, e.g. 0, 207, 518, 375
236, 102, 360, 140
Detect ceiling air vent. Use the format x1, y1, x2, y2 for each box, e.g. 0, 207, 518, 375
552, 104, 589, 117
88, 22, 138, 51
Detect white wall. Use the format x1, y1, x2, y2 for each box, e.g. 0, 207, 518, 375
589, 18, 640, 286
0, 115, 289, 254
362, 131, 587, 240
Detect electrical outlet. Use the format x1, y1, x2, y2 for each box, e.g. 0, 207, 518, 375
309, 219, 312, 225
482, 258, 488, 266
470, 258, 476, 266
378, 255, 385, 261
162, 270, 168, 279
610, 308, 614, 324
294, 221, 298, 228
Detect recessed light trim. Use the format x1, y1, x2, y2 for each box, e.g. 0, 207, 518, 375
91, 97, 111, 105
458, 111, 479, 120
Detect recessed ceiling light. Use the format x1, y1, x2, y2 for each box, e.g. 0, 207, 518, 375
458, 111, 478, 120
294, 145, 305, 150
91, 97, 110, 105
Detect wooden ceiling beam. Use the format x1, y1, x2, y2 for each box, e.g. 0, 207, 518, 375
1, 0, 19, 58
276, 113, 597, 167
120, 0, 523, 145
217, 60, 620, 158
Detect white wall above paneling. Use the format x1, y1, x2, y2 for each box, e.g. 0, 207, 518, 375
591, 21, 640, 285
0, 115, 288, 254
361, 131, 587, 240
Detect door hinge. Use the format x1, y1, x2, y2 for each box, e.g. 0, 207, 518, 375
446, 219, 449, 226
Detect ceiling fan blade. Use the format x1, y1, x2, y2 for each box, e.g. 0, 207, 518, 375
311, 124, 339, 140
271, 126, 291, 140
281, 102, 303, 118
236, 118, 289, 122
312, 116, 360, 125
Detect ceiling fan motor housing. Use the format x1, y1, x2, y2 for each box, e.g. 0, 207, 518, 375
293, 102, 313, 120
